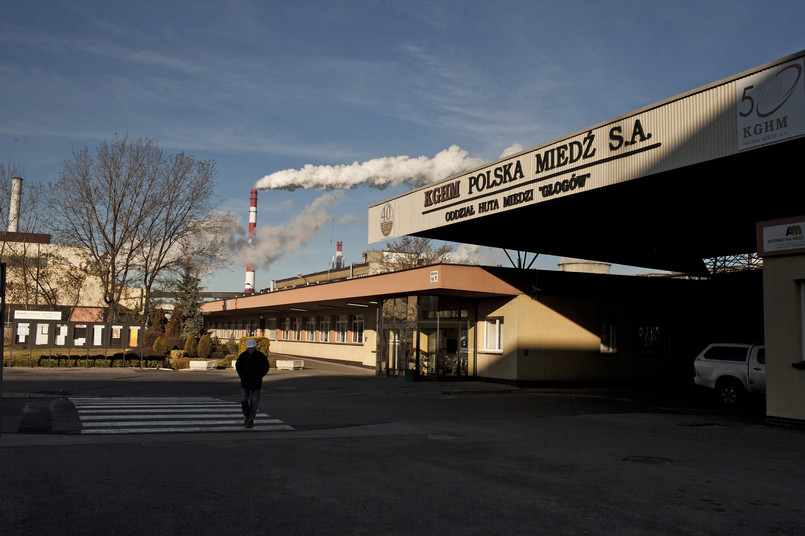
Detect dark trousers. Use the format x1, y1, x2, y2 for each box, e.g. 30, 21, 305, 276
240, 387, 261, 423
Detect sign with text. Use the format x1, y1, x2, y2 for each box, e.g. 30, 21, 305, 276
369, 52, 805, 244
737, 58, 805, 150
759, 219, 805, 256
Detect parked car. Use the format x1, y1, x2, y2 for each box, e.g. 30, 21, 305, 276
693, 343, 765, 405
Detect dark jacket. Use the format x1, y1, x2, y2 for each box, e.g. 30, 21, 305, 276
236, 350, 270, 390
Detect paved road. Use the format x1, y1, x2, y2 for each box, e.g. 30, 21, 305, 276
1, 360, 801, 535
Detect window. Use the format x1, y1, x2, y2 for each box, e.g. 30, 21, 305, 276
320, 317, 330, 342
336, 315, 348, 343
282, 318, 290, 341
702, 345, 749, 362
267, 318, 277, 341
293, 317, 302, 341
637, 325, 668, 354
352, 315, 364, 344
484, 317, 503, 352
306, 318, 316, 341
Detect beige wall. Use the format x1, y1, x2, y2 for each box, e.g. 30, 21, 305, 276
475, 298, 516, 380
475, 295, 603, 382
271, 329, 376, 368
474, 293, 682, 383
763, 254, 805, 423
208, 307, 377, 368
3, 241, 143, 311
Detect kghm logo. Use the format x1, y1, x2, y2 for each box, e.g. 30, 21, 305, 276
786, 225, 803, 237
380, 203, 394, 237
739, 63, 802, 119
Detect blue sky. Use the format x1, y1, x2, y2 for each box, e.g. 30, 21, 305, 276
2, 0, 804, 292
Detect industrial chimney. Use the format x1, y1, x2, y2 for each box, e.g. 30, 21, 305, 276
335, 241, 343, 269
244, 189, 257, 294
8, 176, 22, 232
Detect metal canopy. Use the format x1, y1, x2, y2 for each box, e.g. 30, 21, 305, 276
412, 136, 805, 276
368, 52, 805, 276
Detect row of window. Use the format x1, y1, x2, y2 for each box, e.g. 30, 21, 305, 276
208, 320, 258, 341
207, 315, 662, 356
281, 315, 364, 344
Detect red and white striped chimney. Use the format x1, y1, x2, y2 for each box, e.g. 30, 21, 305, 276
335, 241, 343, 269
244, 189, 257, 294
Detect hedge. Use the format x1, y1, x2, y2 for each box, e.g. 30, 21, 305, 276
3, 354, 169, 368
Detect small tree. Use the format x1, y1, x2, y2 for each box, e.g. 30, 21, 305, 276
166, 305, 183, 337
175, 263, 204, 337
150, 308, 166, 332
197, 334, 213, 359
184, 335, 198, 357
153, 336, 168, 356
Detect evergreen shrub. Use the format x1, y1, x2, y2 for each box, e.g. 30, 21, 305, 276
197, 334, 212, 359
153, 336, 168, 356
218, 354, 237, 369
184, 336, 198, 357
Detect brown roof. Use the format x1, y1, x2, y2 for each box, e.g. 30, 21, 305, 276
201, 264, 523, 314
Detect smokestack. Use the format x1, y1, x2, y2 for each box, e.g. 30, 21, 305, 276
335, 241, 343, 269
8, 177, 22, 232
244, 189, 258, 294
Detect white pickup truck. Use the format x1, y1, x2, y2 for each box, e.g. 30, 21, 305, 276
693, 344, 766, 405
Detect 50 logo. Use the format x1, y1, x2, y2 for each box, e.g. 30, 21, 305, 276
739, 63, 802, 119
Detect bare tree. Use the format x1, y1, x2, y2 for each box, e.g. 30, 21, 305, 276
29, 248, 90, 314
379, 236, 455, 271
50, 134, 223, 322
132, 151, 225, 323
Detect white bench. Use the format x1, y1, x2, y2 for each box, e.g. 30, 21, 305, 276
276, 359, 304, 370
188, 360, 216, 370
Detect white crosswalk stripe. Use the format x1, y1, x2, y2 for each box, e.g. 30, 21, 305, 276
70, 396, 293, 434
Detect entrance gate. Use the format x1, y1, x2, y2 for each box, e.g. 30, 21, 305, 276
379, 295, 475, 378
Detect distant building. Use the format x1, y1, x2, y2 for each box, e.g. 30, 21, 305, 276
1, 231, 143, 322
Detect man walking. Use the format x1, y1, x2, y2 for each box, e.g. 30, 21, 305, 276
235, 338, 270, 428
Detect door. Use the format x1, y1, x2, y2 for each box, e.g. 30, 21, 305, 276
749, 346, 766, 392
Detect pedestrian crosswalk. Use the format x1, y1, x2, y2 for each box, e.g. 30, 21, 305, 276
70, 396, 293, 434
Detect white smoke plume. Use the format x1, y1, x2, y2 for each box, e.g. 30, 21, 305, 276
230, 143, 521, 283
254, 145, 485, 191
217, 192, 337, 270
448, 243, 504, 266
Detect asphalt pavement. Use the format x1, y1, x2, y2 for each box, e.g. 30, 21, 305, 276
1, 358, 802, 535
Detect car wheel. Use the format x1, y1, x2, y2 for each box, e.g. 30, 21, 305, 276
716, 379, 743, 406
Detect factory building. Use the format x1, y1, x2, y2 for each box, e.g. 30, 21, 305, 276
203, 51, 805, 426
3, 177, 144, 348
